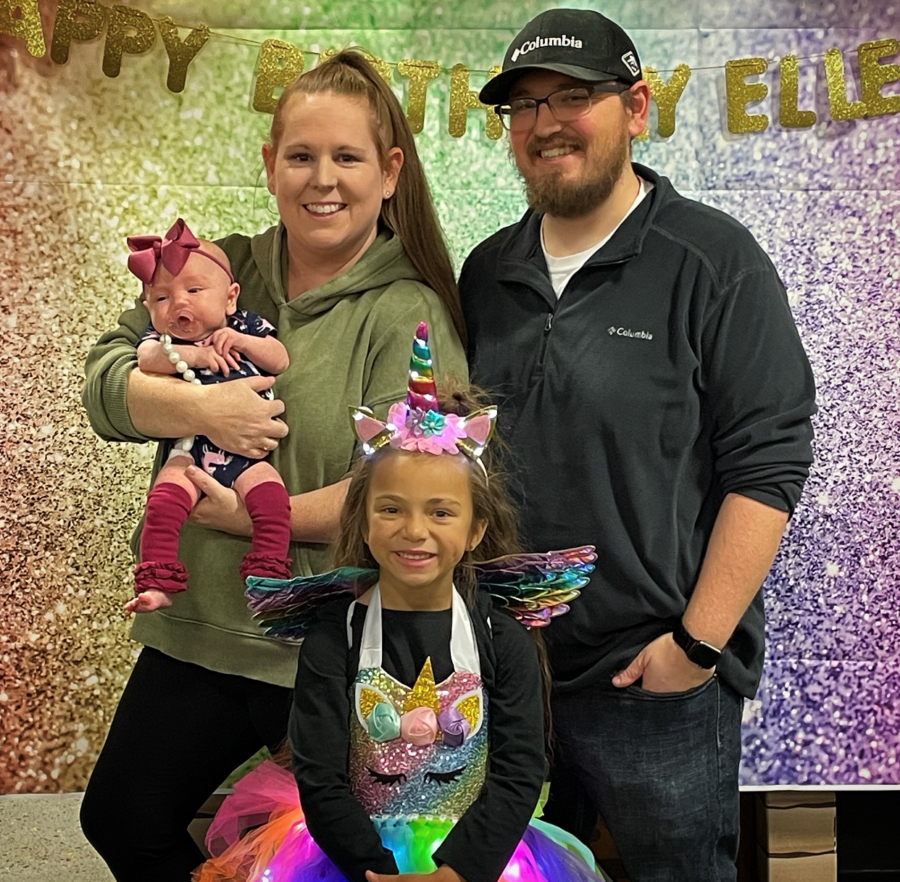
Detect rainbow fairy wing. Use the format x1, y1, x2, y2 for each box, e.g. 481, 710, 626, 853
245, 567, 379, 640
474, 546, 596, 628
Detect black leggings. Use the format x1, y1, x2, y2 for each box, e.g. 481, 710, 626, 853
80, 647, 292, 882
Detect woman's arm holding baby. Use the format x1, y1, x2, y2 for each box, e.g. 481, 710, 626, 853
136, 338, 241, 377
83, 300, 287, 454
187, 469, 348, 544
128, 369, 287, 456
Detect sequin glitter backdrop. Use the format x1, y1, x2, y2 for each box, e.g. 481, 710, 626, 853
0, 0, 898, 792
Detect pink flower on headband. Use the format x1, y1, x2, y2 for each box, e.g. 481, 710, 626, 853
387, 402, 466, 455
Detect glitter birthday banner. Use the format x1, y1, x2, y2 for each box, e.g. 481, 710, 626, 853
1, 0, 899, 796
1, 0, 899, 137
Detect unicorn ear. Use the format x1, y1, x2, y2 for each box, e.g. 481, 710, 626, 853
456, 406, 498, 461
452, 688, 485, 738
349, 406, 395, 453
355, 682, 395, 730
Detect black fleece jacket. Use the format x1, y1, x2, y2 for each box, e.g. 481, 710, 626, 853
459, 165, 816, 699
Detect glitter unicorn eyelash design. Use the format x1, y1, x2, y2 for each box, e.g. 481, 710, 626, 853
424, 766, 467, 786
368, 768, 408, 786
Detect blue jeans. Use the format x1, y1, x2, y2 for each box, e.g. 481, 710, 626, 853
543, 676, 743, 882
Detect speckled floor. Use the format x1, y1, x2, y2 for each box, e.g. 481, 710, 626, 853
0, 793, 114, 881
0, 793, 216, 880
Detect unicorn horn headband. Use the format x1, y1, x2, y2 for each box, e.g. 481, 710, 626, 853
126, 218, 235, 285
349, 322, 497, 474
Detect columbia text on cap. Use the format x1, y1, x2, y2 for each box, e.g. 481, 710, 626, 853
479, 8, 642, 106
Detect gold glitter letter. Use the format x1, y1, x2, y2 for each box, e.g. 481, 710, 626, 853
361, 49, 392, 85
779, 54, 817, 128
253, 39, 305, 114
50, 0, 106, 65
397, 59, 441, 134
824, 47, 866, 121
858, 38, 900, 118
449, 64, 502, 140
102, 4, 155, 78
158, 15, 209, 94
0, 0, 46, 57
644, 64, 691, 138
725, 57, 769, 133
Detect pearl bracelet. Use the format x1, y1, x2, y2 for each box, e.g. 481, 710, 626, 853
160, 334, 202, 385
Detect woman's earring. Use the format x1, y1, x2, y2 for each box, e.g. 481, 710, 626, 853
384, 190, 392, 199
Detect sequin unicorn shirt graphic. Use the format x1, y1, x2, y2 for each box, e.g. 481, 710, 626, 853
348, 587, 488, 824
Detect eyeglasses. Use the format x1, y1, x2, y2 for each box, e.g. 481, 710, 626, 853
494, 82, 630, 131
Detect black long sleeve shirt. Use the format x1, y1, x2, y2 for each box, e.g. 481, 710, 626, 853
459, 165, 817, 699
288, 594, 545, 882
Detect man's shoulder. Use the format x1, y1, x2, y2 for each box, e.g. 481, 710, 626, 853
650, 180, 771, 271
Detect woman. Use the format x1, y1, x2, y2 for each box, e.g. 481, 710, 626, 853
79, 50, 468, 882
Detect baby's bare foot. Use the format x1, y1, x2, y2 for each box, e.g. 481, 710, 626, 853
125, 589, 174, 615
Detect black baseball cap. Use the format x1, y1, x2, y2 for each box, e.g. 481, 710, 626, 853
480, 8, 643, 106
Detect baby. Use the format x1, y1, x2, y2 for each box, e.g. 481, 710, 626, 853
126, 218, 293, 614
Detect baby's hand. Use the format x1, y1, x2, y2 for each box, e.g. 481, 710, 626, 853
207, 327, 245, 368
125, 589, 173, 615
191, 344, 238, 377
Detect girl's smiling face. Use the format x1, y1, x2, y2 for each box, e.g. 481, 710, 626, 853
363, 451, 487, 610
262, 91, 403, 267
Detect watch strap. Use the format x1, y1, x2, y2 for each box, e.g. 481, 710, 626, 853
672, 620, 721, 670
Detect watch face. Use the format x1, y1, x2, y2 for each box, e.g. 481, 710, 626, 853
674, 622, 720, 669
688, 641, 720, 670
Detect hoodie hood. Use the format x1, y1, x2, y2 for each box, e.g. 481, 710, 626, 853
251, 224, 423, 317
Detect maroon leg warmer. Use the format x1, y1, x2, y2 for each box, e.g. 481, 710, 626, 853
240, 481, 293, 580
135, 483, 193, 593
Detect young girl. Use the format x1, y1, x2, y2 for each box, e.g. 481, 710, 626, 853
196, 324, 605, 882
126, 218, 293, 614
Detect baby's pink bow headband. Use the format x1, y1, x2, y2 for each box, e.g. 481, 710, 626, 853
126, 218, 234, 285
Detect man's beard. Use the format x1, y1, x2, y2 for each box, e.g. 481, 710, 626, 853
517, 132, 630, 219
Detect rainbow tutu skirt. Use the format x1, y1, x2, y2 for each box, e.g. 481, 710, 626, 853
195, 761, 605, 882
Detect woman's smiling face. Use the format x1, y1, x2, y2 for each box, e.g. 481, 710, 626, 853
262, 91, 402, 266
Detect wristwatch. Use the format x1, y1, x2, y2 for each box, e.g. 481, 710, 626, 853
672, 620, 721, 669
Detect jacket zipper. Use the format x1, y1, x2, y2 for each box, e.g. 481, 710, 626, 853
537, 312, 554, 370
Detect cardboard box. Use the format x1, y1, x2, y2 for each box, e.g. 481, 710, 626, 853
756, 791, 836, 882
757, 847, 837, 882
756, 792, 836, 855
761, 791, 836, 809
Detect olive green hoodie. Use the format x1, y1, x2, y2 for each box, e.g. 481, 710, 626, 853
82, 225, 467, 686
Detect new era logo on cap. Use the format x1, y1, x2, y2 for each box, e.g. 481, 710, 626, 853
621, 51, 640, 77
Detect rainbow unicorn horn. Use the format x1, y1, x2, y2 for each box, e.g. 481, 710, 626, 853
407, 322, 437, 412
348, 322, 497, 472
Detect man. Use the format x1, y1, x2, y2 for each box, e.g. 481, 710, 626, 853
459, 8, 816, 881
